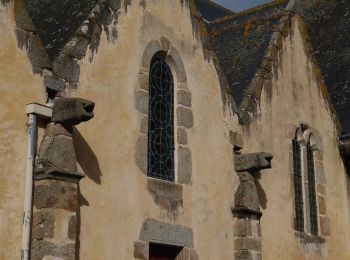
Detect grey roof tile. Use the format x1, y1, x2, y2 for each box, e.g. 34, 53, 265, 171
24, 0, 99, 60
300, 0, 350, 133
200, 0, 350, 133
204, 1, 288, 105
195, 0, 234, 22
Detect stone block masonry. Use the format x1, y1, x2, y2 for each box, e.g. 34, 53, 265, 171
31, 98, 95, 259
31, 180, 78, 260
232, 150, 273, 259
135, 38, 193, 186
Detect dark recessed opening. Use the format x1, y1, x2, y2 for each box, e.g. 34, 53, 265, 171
149, 243, 183, 260
345, 155, 350, 178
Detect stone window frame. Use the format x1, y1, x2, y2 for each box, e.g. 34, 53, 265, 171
135, 37, 193, 185
291, 125, 330, 241
147, 53, 176, 182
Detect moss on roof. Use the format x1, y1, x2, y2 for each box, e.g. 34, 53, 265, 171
203, 1, 288, 105
300, 0, 350, 133
197, 0, 350, 132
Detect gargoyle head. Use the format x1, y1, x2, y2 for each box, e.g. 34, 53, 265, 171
234, 152, 273, 172
51, 98, 95, 126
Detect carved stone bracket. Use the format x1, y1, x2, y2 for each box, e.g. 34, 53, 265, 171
232, 151, 273, 260
31, 98, 95, 260
232, 152, 273, 218
35, 98, 94, 181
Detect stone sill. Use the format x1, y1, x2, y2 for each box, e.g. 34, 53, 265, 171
147, 177, 183, 210
147, 177, 183, 189
295, 232, 326, 244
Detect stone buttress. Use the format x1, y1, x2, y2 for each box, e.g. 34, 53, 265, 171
232, 151, 273, 260
30, 98, 95, 260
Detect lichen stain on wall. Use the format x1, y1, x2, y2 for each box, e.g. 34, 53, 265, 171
0, 2, 45, 259
243, 17, 350, 260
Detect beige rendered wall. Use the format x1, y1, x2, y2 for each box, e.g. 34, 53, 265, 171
1, 1, 349, 260
0, 2, 46, 259
242, 17, 350, 260
73, 1, 238, 259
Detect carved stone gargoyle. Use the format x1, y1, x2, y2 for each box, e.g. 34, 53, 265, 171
232, 152, 273, 218
35, 98, 95, 180
32, 98, 95, 260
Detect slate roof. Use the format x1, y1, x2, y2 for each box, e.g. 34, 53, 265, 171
23, 0, 99, 60
22, 0, 231, 60
197, 0, 350, 133
195, 0, 234, 22
300, 0, 350, 134
203, 0, 288, 105
20, 0, 350, 133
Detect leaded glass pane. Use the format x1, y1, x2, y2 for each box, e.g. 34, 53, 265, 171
147, 56, 174, 181
307, 141, 318, 235
293, 138, 304, 232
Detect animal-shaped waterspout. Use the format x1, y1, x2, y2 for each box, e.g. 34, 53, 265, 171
35, 98, 95, 179
31, 98, 95, 260
233, 152, 273, 217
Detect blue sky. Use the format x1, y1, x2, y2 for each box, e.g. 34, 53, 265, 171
213, 0, 272, 12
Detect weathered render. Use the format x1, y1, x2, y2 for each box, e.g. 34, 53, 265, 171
0, 3, 46, 259
242, 14, 350, 260
0, 0, 349, 259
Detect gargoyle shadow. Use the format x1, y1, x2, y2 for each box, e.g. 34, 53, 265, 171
72, 128, 94, 260
255, 172, 268, 210
73, 127, 102, 184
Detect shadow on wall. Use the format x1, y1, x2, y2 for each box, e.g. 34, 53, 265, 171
73, 127, 102, 185
73, 128, 97, 259
255, 172, 268, 210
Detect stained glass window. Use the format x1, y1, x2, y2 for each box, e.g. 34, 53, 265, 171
307, 141, 318, 235
147, 54, 174, 181
293, 138, 304, 232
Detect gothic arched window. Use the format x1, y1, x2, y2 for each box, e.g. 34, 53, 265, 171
292, 127, 320, 236
147, 54, 175, 182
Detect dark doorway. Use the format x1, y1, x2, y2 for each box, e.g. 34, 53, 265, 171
149, 243, 182, 260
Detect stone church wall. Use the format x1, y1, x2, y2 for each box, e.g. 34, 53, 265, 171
74, 1, 238, 259
0, 3, 46, 259
0, 0, 239, 259
1, 0, 350, 259
242, 16, 350, 260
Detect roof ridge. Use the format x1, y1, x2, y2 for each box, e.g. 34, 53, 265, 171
203, 0, 234, 15
210, 0, 289, 24
238, 12, 292, 125
195, 0, 235, 22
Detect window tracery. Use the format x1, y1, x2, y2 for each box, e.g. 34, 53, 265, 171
292, 126, 321, 236
147, 54, 175, 182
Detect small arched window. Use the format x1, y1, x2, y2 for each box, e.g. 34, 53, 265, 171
147, 53, 175, 182
292, 127, 320, 236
